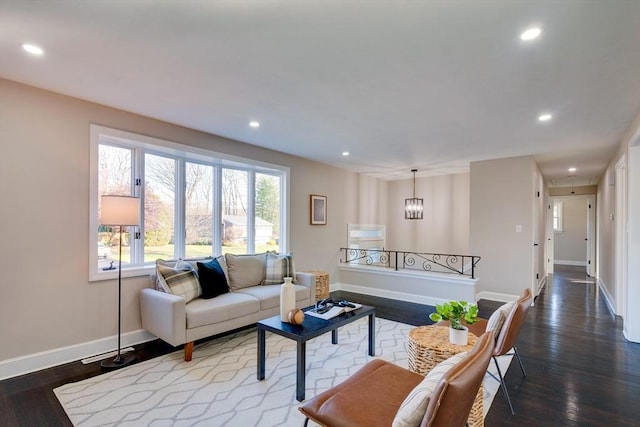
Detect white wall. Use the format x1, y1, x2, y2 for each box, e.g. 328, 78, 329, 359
386, 173, 470, 254
469, 156, 537, 299
0, 78, 359, 365
553, 195, 589, 265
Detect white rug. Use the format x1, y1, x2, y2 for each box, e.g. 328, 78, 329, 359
54, 318, 512, 426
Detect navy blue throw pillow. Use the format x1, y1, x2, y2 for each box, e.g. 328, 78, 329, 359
197, 258, 229, 299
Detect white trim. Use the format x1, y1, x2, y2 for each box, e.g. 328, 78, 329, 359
331, 282, 455, 306
475, 291, 520, 303
536, 274, 547, 297
554, 260, 587, 266
0, 329, 155, 381
338, 264, 478, 286
597, 278, 617, 318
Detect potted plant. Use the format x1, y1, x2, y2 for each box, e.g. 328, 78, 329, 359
429, 300, 479, 345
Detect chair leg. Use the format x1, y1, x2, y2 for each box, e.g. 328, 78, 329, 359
493, 356, 515, 415
513, 346, 527, 377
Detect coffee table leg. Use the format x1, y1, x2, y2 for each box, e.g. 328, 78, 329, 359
368, 313, 376, 356
332, 329, 338, 344
296, 341, 306, 401
257, 327, 265, 380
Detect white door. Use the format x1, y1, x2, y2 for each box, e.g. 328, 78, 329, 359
546, 197, 554, 275
586, 197, 596, 277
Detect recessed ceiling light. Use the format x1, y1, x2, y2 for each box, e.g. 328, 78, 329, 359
249, 121, 260, 128
538, 114, 552, 122
568, 167, 576, 172
342, 151, 350, 157
520, 27, 541, 41
22, 43, 44, 55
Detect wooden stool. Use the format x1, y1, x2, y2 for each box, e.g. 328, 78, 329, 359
407, 325, 484, 427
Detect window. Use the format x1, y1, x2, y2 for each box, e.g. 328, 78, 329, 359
89, 125, 289, 280
553, 200, 563, 232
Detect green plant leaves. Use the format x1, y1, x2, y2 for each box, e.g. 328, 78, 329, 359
429, 300, 478, 330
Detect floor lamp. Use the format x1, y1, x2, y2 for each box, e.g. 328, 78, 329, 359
100, 195, 141, 369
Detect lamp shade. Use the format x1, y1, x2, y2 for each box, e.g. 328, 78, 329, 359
100, 195, 141, 226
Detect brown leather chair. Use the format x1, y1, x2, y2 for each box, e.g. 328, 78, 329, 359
486, 288, 533, 414
434, 288, 532, 414
298, 332, 495, 427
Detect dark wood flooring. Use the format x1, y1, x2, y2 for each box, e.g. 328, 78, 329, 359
1, 265, 639, 426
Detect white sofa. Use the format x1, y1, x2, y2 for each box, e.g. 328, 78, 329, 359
140, 253, 316, 361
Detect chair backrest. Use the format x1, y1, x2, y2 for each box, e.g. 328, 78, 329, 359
494, 288, 533, 356
420, 332, 495, 427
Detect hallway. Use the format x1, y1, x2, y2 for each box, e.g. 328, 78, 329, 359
485, 264, 640, 426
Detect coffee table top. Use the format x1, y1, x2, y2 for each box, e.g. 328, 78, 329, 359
257, 304, 375, 342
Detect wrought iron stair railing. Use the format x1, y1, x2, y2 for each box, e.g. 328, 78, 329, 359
339, 247, 481, 279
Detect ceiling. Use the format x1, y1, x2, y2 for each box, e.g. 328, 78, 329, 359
1, 1, 639, 186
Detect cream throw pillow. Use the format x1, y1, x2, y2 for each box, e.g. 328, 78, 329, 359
486, 299, 516, 335
157, 264, 201, 303
225, 253, 267, 291
392, 351, 469, 427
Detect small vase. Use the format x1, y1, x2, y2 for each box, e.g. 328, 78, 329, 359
449, 325, 469, 345
280, 277, 296, 322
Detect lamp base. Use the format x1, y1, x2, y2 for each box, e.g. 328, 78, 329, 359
100, 353, 136, 370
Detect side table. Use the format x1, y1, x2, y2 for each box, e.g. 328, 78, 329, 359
303, 270, 330, 301
407, 325, 484, 427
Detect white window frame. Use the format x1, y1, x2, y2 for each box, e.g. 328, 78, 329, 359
89, 124, 289, 281
553, 200, 564, 232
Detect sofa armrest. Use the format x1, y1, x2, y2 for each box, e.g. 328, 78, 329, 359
140, 288, 186, 347
295, 271, 317, 302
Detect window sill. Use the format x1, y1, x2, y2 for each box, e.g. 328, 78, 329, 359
90, 264, 155, 282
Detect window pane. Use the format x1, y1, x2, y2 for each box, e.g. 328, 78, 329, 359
222, 169, 248, 255
98, 144, 133, 268
255, 173, 280, 253
145, 154, 176, 261
185, 162, 214, 258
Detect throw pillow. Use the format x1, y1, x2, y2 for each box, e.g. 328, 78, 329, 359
157, 264, 201, 303
197, 258, 229, 299
262, 253, 295, 285
486, 299, 516, 336
392, 351, 469, 427
155, 259, 177, 293
225, 253, 267, 291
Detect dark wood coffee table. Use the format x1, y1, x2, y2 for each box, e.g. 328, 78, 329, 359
256, 304, 376, 401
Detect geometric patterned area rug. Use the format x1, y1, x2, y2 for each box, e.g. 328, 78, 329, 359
54, 318, 512, 426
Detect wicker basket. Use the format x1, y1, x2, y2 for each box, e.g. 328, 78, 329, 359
304, 270, 330, 301
407, 326, 484, 427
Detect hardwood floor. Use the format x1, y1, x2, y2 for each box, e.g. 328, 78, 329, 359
1, 265, 638, 426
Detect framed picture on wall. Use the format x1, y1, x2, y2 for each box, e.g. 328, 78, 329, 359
310, 194, 327, 225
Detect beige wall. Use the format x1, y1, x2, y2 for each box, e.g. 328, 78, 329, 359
0, 78, 358, 362
553, 195, 589, 264
597, 113, 638, 307
470, 156, 538, 297
386, 173, 470, 254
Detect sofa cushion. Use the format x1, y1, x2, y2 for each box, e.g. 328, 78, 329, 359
262, 252, 296, 285
197, 258, 229, 299
157, 264, 201, 303
392, 351, 469, 427
186, 292, 260, 329
225, 253, 267, 291
235, 284, 310, 311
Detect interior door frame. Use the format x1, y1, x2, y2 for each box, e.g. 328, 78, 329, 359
615, 155, 627, 318
586, 197, 597, 277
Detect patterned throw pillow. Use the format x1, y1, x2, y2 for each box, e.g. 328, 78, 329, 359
197, 258, 229, 299
157, 264, 201, 303
392, 351, 469, 427
486, 300, 516, 335
262, 253, 296, 285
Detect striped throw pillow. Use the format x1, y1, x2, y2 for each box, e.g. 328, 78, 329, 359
157, 264, 201, 303
392, 351, 469, 427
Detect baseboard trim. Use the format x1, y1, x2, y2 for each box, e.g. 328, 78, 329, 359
555, 260, 587, 267
0, 329, 156, 381
331, 282, 452, 306
597, 278, 618, 317
475, 291, 519, 303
